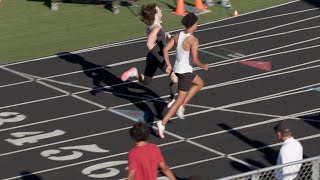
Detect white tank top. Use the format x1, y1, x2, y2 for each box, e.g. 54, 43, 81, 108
173, 31, 193, 74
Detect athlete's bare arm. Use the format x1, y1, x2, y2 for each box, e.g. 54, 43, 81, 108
189, 36, 208, 70
146, 25, 161, 50
163, 33, 179, 74
127, 170, 135, 180
159, 162, 176, 180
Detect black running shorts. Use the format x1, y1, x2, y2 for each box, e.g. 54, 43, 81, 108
144, 52, 166, 77
176, 72, 196, 91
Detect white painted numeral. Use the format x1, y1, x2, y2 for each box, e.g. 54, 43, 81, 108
157, 177, 170, 180
82, 161, 127, 178
41, 144, 109, 161
0, 112, 26, 126
5, 130, 65, 146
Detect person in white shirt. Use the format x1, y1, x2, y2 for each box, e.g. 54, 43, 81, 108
157, 13, 208, 139
274, 120, 303, 180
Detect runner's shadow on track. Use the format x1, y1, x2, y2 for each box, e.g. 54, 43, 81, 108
20, 171, 42, 180
58, 52, 166, 135
299, 114, 320, 130
218, 123, 278, 168
302, 0, 320, 7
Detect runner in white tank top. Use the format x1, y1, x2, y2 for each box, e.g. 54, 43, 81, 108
157, 13, 209, 139
174, 31, 193, 74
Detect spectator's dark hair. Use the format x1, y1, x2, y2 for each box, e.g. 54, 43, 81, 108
129, 122, 150, 142
181, 13, 198, 29
274, 120, 292, 137
138, 4, 157, 25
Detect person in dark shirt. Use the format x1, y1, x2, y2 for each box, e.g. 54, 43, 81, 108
121, 3, 178, 108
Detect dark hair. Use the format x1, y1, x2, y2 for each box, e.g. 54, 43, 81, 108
274, 120, 292, 136
181, 13, 198, 29
138, 3, 157, 25
129, 122, 150, 142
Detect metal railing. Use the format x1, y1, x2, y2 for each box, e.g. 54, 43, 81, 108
217, 155, 320, 180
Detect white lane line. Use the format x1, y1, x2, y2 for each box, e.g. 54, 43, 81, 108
2, 49, 318, 112
5, 128, 320, 180
0, 67, 34, 81
60, 59, 320, 104
38, 78, 91, 90
202, 25, 320, 51
1, 14, 319, 91
0, 6, 317, 90
109, 94, 257, 168
108, 108, 185, 140
20, 23, 320, 84
0, 80, 32, 89
0, 94, 69, 111
120, 133, 320, 180
178, 103, 306, 122
7, 12, 319, 85
178, 88, 314, 121
16, 35, 320, 97
0, 126, 133, 157
1, 2, 318, 178
12, 68, 91, 90
1, 66, 87, 97
0, 45, 320, 154
0, 83, 314, 157
70, 94, 107, 109
176, 104, 320, 124
0, 99, 318, 159
205, 58, 320, 90
107, 108, 139, 122
186, 139, 259, 169
2, 139, 185, 180
156, 133, 320, 177
35, 80, 70, 95
0, 0, 303, 68
0, 65, 91, 90
196, 4, 318, 34
0, 109, 106, 132
109, 67, 320, 109
83, 52, 320, 108
189, 108, 320, 140
169, 156, 225, 170
229, 133, 320, 156
188, 0, 301, 29
199, 15, 320, 49
208, 41, 320, 68
106, 84, 320, 169
1, 67, 108, 109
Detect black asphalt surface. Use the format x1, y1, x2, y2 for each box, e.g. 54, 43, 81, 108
0, 1, 320, 179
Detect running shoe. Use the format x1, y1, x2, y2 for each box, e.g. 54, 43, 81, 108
176, 106, 185, 119
167, 99, 175, 108
121, 67, 138, 81
157, 121, 165, 139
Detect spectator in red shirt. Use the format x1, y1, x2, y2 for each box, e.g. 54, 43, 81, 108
127, 122, 176, 180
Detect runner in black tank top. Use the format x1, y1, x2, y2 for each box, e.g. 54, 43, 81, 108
121, 4, 178, 108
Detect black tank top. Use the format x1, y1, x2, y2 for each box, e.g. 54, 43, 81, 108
146, 26, 167, 53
